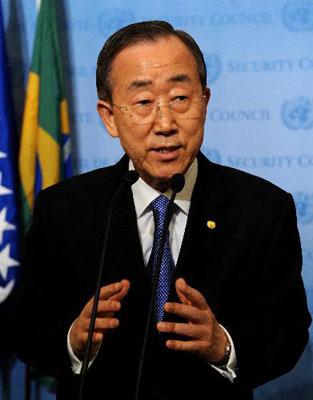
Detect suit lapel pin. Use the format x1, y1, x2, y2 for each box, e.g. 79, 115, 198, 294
207, 220, 216, 230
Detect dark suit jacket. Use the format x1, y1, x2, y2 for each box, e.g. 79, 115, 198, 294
13, 153, 311, 400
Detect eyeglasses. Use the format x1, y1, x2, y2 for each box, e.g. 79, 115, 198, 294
112, 95, 206, 125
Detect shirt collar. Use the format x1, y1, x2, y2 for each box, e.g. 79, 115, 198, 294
130, 158, 198, 218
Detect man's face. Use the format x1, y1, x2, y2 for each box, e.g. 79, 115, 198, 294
98, 35, 210, 191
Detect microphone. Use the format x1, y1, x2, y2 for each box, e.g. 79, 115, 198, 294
135, 173, 185, 400
171, 173, 185, 193
124, 169, 140, 186
78, 170, 139, 400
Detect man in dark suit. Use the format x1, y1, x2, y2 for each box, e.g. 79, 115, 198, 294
14, 21, 311, 399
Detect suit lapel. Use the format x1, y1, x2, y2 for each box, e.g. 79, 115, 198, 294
109, 184, 148, 286
92, 155, 148, 292
173, 153, 238, 311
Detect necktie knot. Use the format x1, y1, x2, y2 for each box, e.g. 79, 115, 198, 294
150, 195, 170, 228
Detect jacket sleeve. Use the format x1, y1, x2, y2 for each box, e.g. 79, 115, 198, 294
12, 190, 73, 378
225, 193, 311, 388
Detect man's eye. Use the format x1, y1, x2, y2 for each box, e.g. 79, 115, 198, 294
171, 96, 189, 107
136, 99, 152, 106
174, 96, 188, 101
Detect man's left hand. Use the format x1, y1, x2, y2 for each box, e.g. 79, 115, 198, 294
157, 278, 227, 364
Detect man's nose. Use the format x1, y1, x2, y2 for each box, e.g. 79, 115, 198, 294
153, 102, 176, 135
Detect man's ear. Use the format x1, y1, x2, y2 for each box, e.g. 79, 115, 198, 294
97, 100, 119, 138
203, 87, 211, 106
202, 87, 211, 120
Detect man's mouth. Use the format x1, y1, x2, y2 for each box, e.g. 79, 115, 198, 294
150, 145, 182, 161
153, 145, 181, 153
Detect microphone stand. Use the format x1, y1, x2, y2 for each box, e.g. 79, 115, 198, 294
134, 174, 185, 400
78, 171, 138, 400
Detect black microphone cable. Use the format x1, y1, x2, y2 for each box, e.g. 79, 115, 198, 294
134, 173, 185, 400
78, 170, 139, 400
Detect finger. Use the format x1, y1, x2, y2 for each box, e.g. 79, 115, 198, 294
96, 300, 121, 314
93, 317, 119, 331
79, 331, 104, 345
157, 321, 201, 339
109, 279, 130, 301
99, 281, 126, 300
175, 281, 192, 306
82, 298, 121, 318
164, 302, 203, 324
82, 280, 130, 318
165, 339, 206, 353
176, 278, 210, 311
80, 316, 120, 335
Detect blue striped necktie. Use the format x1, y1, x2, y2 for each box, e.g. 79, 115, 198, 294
149, 195, 175, 322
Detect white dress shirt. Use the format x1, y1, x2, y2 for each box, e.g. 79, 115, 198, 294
68, 159, 237, 382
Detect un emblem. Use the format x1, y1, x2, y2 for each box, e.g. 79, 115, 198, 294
294, 192, 313, 224
282, 0, 313, 31
205, 54, 222, 84
281, 97, 313, 130
202, 147, 222, 164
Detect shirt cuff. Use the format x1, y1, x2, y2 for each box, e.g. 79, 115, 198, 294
67, 320, 100, 374
209, 324, 237, 382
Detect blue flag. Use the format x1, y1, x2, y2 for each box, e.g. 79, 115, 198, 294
0, 4, 20, 307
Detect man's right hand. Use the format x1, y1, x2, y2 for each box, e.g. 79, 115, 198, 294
70, 279, 130, 359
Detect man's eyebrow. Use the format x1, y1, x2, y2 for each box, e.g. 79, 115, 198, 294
167, 74, 191, 84
126, 74, 192, 91
127, 80, 152, 91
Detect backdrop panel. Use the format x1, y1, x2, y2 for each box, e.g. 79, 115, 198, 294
2, 0, 312, 398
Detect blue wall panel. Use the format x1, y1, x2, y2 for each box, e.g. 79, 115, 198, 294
1, 0, 312, 398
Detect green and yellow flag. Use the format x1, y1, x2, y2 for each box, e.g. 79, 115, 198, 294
19, 0, 72, 230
